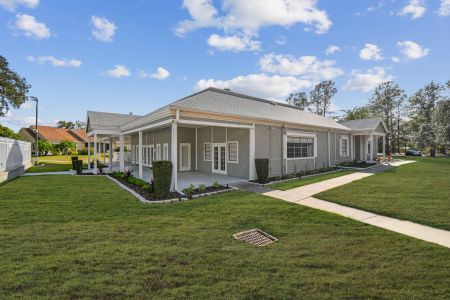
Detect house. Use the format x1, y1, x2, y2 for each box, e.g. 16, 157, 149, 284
86, 87, 387, 191
18, 125, 109, 153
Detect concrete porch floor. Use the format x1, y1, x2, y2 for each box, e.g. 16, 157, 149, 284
102, 161, 247, 190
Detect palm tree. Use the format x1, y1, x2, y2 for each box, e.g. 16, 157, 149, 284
340, 106, 370, 121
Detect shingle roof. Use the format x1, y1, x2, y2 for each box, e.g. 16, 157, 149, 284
87, 111, 142, 131
171, 88, 350, 131
339, 117, 386, 131
30, 126, 80, 143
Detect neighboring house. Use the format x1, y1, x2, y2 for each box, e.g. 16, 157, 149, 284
18, 125, 108, 153
86, 88, 387, 190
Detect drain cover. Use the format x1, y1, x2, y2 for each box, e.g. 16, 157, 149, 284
233, 229, 278, 246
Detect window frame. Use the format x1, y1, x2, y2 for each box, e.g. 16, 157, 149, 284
203, 142, 212, 161
163, 143, 169, 160
340, 136, 349, 157
227, 141, 239, 163
284, 132, 317, 160
156, 144, 161, 161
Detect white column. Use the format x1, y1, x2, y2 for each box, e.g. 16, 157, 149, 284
93, 133, 97, 171
109, 137, 113, 170
138, 130, 143, 179
103, 142, 106, 164
370, 134, 374, 162
171, 122, 178, 191
327, 130, 331, 166
87, 139, 91, 169
382, 136, 386, 161
249, 125, 256, 180
350, 134, 353, 161
282, 128, 287, 175
195, 127, 198, 170
119, 135, 125, 172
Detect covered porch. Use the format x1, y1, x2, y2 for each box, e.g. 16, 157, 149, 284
352, 133, 386, 162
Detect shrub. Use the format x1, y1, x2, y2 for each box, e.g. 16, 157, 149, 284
152, 160, 173, 198
212, 181, 222, 189
182, 184, 196, 198
74, 160, 83, 175
127, 176, 150, 189
255, 158, 269, 183
70, 156, 78, 169
198, 184, 207, 193
111, 171, 125, 179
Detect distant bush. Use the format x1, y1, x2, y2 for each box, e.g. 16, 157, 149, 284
255, 158, 269, 183
152, 161, 173, 198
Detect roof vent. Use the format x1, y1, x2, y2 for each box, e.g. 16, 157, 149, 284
223, 88, 231, 91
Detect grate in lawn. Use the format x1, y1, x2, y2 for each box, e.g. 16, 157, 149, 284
233, 229, 278, 246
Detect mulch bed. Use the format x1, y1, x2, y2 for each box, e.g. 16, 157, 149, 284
188, 185, 231, 196
107, 175, 181, 201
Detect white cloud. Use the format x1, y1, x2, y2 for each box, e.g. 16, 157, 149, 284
175, 0, 332, 50
2, 111, 49, 131
392, 56, 400, 63
325, 45, 340, 55
104, 65, 130, 78
195, 73, 312, 100
207, 34, 260, 52
27, 55, 82, 68
343, 67, 394, 92
275, 35, 287, 45
0, 0, 38, 11
91, 16, 116, 42
438, 0, 450, 16
397, 40, 429, 59
139, 67, 170, 80
259, 53, 343, 81
20, 102, 34, 109
398, 0, 426, 19
359, 43, 383, 61
14, 14, 50, 39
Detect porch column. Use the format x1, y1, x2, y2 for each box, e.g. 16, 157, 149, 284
109, 137, 113, 170
382, 136, 386, 161
119, 134, 125, 172
369, 134, 374, 162
249, 125, 256, 180
103, 142, 106, 164
350, 134, 353, 161
138, 130, 143, 179
93, 133, 97, 172
87, 138, 91, 170
171, 122, 178, 191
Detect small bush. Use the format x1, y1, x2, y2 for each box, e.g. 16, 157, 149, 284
74, 160, 83, 175
182, 184, 196, 198
255, 158, 269, 183
198, 184, 207, 193
124, 169, 133, 179
111, 171, 125, 179
212, 181, 222, 189
127, 176, 150, 189
152, 160, 173, 198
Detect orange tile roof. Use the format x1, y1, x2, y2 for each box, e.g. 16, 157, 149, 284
69, 129, 88, 141
30, 126, 82, 143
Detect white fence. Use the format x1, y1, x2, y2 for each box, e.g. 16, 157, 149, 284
0, 137, 32, 172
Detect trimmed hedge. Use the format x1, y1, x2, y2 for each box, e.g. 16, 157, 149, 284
255, 158, 269, 183
74, 160, 83, 175
152, 160, 173, 198
70, 156, 78, 170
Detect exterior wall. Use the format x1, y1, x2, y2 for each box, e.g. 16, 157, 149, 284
130, 127, 172, 164
374, 123, 387, 135
255, 125, 283, 177
177, 127, 196, 171
285, 127, 316, 175
334, 132, 352, 164
354, 136, 361, 160
196, 127, 212, 173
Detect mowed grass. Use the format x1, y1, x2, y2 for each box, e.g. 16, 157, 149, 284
27, 155, 101, 173
26, 163, 72, 173
269, 170, 355, 190
317, 157, 450, 230
0, 176, 449, 298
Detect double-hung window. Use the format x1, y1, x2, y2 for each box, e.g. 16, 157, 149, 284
287, 136, 314, 158
227, 141, 238, 163
340, 137, 349, 157
204, 143, 211, 161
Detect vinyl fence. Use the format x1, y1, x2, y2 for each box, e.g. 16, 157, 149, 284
0, 137, 32, 172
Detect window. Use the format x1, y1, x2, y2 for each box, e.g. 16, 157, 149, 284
287, 136, 314, 158
163, 143, 169, 160
204, 143, 211, 161
156, 144, 161, 161
227, 141, 238, 163
340, 137, 349, 157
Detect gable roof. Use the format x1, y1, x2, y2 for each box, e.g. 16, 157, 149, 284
30, 126, 81, 143
171, 88, 350, 131
339, 117, 388, 132
87, 111, 142, 132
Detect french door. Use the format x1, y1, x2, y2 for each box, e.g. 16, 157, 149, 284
212, 143, 227, 174
179, 143, 191, 171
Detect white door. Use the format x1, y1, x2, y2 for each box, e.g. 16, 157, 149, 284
179, 143, 191, 171
212, 143, 227, 174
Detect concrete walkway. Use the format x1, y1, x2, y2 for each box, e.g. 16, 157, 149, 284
261, 160, 450, 249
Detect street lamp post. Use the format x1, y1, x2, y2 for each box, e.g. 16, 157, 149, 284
30, 96, 39, 165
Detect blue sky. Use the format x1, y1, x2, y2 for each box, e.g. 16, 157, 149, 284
1, 0, 449, 130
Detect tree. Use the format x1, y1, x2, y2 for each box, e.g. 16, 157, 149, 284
409, 81, 446, 156
340, 106, 370, 121
392, 94, 407, 153
56, 120, 85, 129
368, 81, 405, 154
0, 123, 21, 140
432, 99, 450, 151
38, 140, 53, 156
0, 55, 31, 117
58, 140, 76, 155
309, 80, 337, 117
286, 92, 309, 110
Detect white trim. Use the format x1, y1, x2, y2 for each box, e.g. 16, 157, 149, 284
122, 119, 172, 135
203, 142, 212, 161
249, 126, 256, 180
138, 131, 143, 179
195, 128, 198, 170
156, 143, 161, 161
179, 143, 191, 171
171, 122, 177, 191
285, 134, 317, 160
227, 141, 239, 164
119, 134, 124, 171
340, 136, 349, 157
163, 143, 169, 160
178, 119, 254, 129
212, 143, 227, 174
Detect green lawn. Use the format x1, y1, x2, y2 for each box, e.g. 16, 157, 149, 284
39, 154, 108, 163
0, 176, 449, 298
27, 154, 104, 173
26, 163, 72, 173
316, 157, 450, 230
269, 170, 355, 190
